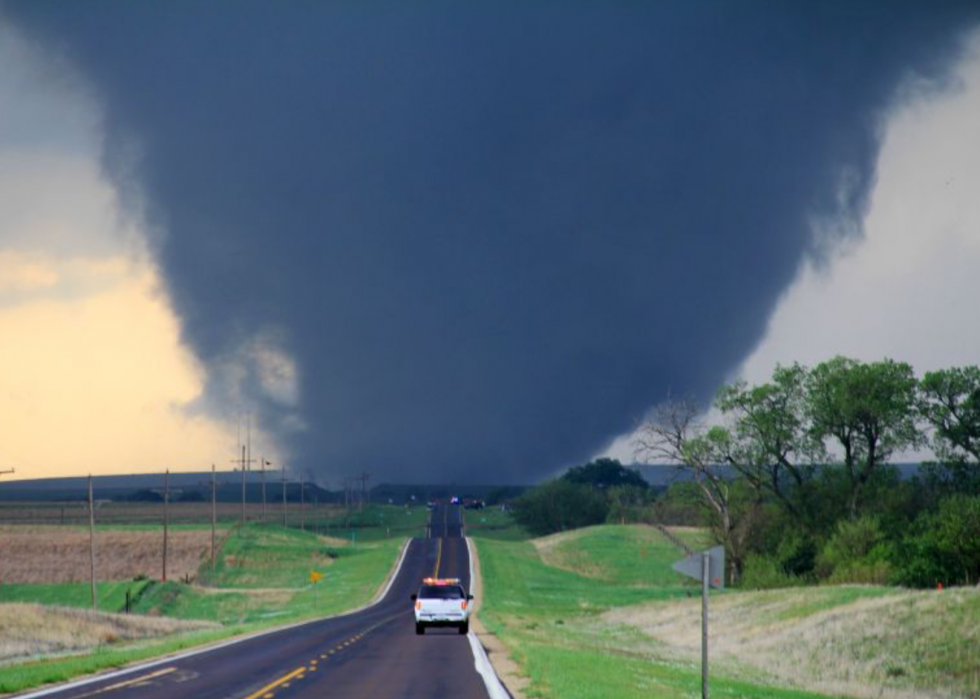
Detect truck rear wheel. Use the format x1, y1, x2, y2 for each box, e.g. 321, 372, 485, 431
415, 622, 425, 635
458, 621, 469, 635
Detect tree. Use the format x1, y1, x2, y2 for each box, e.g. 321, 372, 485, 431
511, 480, 609, 536
894, 494, 980, 587
634, 396, 759, 582
919, 366, 980, 492
806, 357, 921, 518
562, 458, 648, 490
716, 363, 823, 526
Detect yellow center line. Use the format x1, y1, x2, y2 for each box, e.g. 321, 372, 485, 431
433, 536, 443, 577
68, 667, 177, 698
241, 667, 306, 699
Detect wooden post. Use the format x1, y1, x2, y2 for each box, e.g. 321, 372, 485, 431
261, 457, 267, 522
211, 463, 217, 580
702, 551, 709, 699
240, 445, 247, 529
162, 469, 170, 581
300, 480, 305, 532
88, 475, 97, 611
281, 464, 288, 528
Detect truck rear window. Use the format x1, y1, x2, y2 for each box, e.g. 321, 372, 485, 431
419, 585, 464, 599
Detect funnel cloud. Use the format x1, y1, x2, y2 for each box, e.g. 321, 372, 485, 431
6, 2, 978, 483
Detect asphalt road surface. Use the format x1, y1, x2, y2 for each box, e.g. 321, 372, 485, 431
20, 504, 495, 699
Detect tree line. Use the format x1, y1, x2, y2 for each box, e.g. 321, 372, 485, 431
514, 358, 980, 590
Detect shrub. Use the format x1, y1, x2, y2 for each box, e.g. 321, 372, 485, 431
511, 480, 610, 536
893, 494, 980, 587
815, 515, 886, 580
776, 532, 817, 578
741, 554, 803, 589
823, 557, 892, 585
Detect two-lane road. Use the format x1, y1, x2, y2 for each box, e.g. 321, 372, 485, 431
19, 505, 496, 699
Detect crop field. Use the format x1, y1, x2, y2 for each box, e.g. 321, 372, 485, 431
473, 525, 980, 699
0, 526, 219, 583
0, 501, 342, 527
0, 507, 413, 693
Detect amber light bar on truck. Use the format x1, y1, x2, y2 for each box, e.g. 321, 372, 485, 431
422, 577, 461, 586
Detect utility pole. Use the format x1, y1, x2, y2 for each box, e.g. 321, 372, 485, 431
246, 413, 251, 519
281, 464, 288, 528
239, 445, 246, 528
0, 468, 14, 534
261, 458, 271, 521
355, 472, 370, 512
211, 464, 217, 581
344, 477, 352, 528
88, 475, 97, 611
300, 478, 305, 532
232, 445, 255, 529
162, 469, 170, 582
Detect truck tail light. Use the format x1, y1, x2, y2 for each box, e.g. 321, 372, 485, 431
415, 601, 421, 611
461, 600, 468, 611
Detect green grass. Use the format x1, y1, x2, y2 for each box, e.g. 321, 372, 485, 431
546, 525, 699, 586
462, 508, 529, 540
292, 504, 429, 542
519, 644, 839, 699
0, 626, 236, 694
667, 526, 716, 551
0, 523, 406, 693
0, 580, 152, 612
133, 524, 404, 624
474, 530, 847, 699
772, 585, 892, 621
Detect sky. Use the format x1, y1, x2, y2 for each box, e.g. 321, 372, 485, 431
1, 3, 979, 484
604, 29, 980, 464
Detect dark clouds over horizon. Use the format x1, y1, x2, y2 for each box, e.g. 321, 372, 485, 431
5, 2, 978, 484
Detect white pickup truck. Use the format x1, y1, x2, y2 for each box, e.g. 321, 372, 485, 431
412, 577, 471, 635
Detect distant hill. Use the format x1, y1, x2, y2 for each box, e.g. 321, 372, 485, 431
0, 471, 330, 503
0, 464, 922, 502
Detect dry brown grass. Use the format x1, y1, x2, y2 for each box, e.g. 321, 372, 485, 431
605, 586, 980, 699
0, 526, 212, 583
0, 602, 217, 665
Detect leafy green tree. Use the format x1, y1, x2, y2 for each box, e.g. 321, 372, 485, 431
605, 484, 655, 524
894, 494, 980, 587
919, 366, 980, 493
562, 458, 648, 490
716, 363, 824, 526
636, 397, 761, 582
511, 480, 609, 536
815, 515, 890, 583
806, 357, 921, 518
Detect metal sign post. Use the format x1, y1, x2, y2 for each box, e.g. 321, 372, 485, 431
672, 545, 725, 699
309, 570, 323, 610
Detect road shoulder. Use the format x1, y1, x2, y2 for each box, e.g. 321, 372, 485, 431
466, 537, 528, 699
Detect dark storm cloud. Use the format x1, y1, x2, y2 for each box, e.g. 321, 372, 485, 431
5, 2, 978, 483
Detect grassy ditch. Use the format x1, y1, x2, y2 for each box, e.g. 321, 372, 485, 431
474, 525, 848, 699
0, 522, 405, 694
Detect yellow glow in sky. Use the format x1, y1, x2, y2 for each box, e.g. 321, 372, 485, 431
0, 251, 237, 477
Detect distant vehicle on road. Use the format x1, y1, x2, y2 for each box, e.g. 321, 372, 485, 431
450, 495, 460, 504
412, 577, 471, 635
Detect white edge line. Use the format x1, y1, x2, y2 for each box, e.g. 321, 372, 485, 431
465, 536, 511, 699
11, 537, 413, 699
